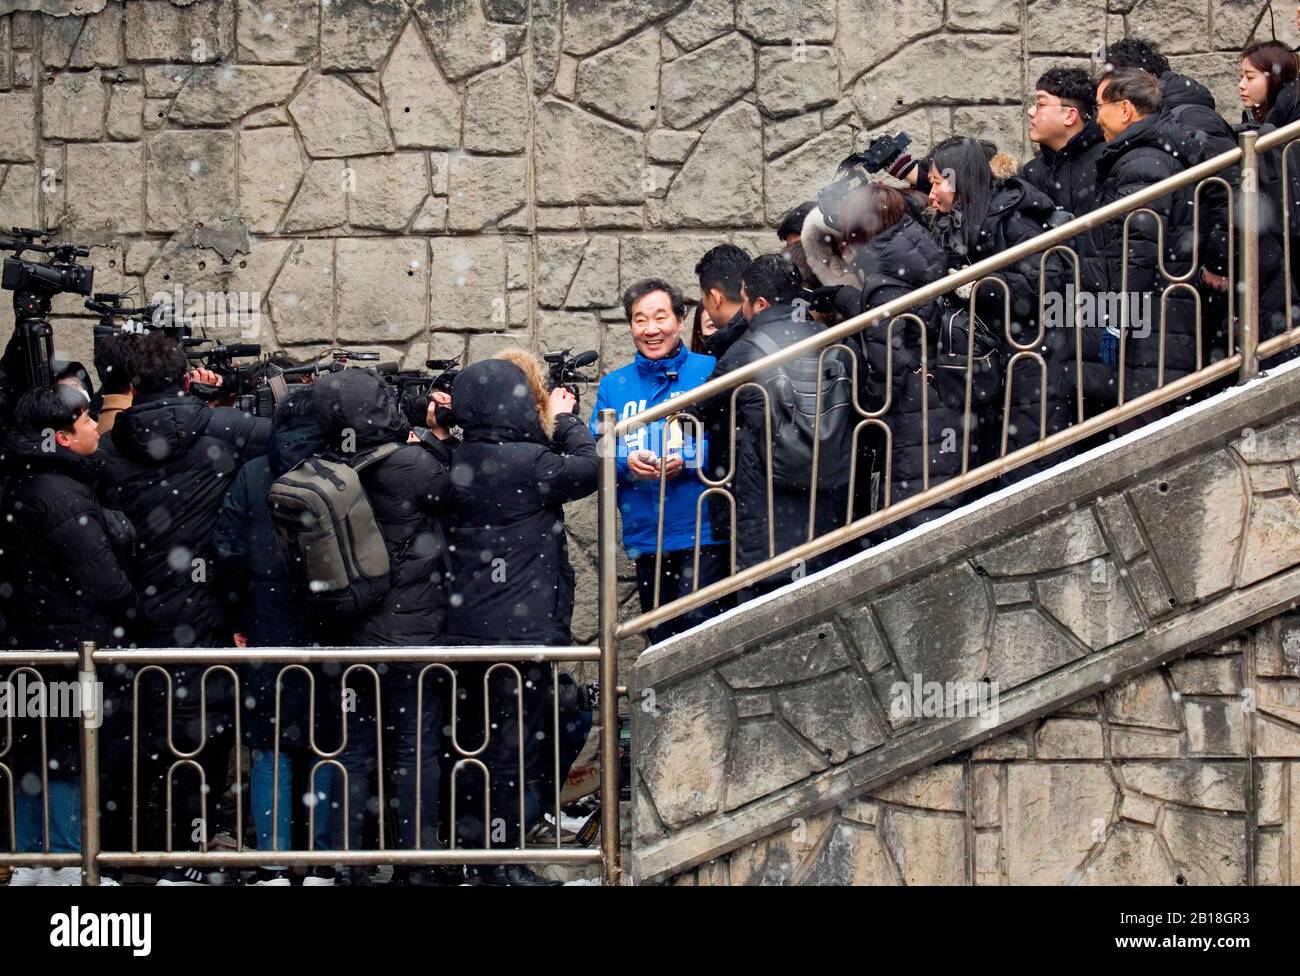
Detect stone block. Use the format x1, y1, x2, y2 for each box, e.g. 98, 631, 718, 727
838, 0, 944, 83
42, 71, 106, 141
1004, 763, 1117, 884
236, 0, 319, 64
64, 141, 142, 241
267, 238, 334, 347
238, 126, 303, 234
289, 75, 394, 158
1035, 717, 1105, 759
413, 0, 526, 81
380, 20, 460, 151
347, 153, 428, 232
335, 238, 428, 345
872, 763, 964, 812
124, 0, 233, 63
735, 0, 835, 43
146, 130, 237, 233
105, 82, 142, 140
635, 671, 732, 830
660, 32, 754, 130
318, 0, 405, 71
0, 93, 36, 161
446, 154, 527, 232
464, 59, 529, 153
170, 65, 305, 126
575, 28, 659, 130
665, 0, 732, 52
756, 44, 837, 118
765, 125, 853, 224
429, 237, 511, 333
660, 101, 763, 226
1161, 807, 1247, 885
535, 100, 643, 206
949, 0, 1022, 32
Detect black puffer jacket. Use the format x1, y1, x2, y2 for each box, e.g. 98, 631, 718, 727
444, 358, 598, 646
1078, 113, 1204, 403
99, 393, 268, 647
312, 368, 454, 648
1160, 70, 1237, 277
934, 178, 1073, 466
1021, 122, 1107, 217
0, 431, 140, 649
213, 388, 325, 647
699, 307, 749, 542
695, 303, 853, 577
850, 214, 968, 535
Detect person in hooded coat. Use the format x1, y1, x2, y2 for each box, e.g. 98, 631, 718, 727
212, 384, 338, 884
927, 138, 1075, 481
442, 349, 597, 885
94, 332, 267, 881
1079, 69, 1206, 425
0, 384, 141, 882
309, 367, 455, 876
836, 183, 971, 538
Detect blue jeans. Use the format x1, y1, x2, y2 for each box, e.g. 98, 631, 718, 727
15, 778, 80, 853
250, 749, 335, 853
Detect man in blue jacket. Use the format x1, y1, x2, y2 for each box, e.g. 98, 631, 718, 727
590, 278, 732, 644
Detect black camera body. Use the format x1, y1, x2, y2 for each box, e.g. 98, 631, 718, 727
0, 228, 95, 398
381, 356, 462, 429
817, 132, 912, 232
544, 348, 598, 407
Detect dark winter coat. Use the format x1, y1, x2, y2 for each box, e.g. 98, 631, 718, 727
312, 368, 455, 649
1242, 80, 1300, 349
934, 178, 1074, 468
98, 392, 269, 647
1077, 113, 1204, 404
213, 389, 325, 648
698, 307, 749, 542
1160, 70, 1237, 278
849, 214, 968, 534
444, 357, 599, 646
1021, 122, 1107, 217
0, 430, 141, 650
694, 303, 852, 579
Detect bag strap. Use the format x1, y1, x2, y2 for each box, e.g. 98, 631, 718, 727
347, 442, 401, 473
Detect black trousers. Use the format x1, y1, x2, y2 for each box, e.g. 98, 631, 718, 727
634, 545, 733, 645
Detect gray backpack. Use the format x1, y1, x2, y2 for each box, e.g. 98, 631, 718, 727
268, 444, 400, 618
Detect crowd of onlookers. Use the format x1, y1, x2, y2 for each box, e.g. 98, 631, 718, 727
4, 33, 1300, 885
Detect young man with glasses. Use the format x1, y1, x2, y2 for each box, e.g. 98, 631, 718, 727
1022, 67, 1106, 217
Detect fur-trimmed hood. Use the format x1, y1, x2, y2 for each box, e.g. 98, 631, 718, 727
450, 348, 555, 445
800, 206, 863, 288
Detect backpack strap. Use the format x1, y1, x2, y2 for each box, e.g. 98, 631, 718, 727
347, 442, 402, 473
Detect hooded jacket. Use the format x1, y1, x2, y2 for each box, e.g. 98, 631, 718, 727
1021, 122, 1107, 217
589, 341, 716, 559
213, 388, 325, 647
1078, 112, 1204, 403
311, 368, 454, 648
98, 392, 268, 647
0, 429, 141, 649
444, 354, 599, 646
1160, 70, 1236, 278
849, 214, 969, 532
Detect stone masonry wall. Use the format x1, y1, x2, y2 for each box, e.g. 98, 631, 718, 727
674, 612, 1300, 885
0, 0, 1296, 648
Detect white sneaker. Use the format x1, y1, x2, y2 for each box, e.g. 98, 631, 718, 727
98, 876, 121, 886
7, 867, 43, 886
302, 874, 335, 886
251, 876, 291, 886
38, 867, 82, 886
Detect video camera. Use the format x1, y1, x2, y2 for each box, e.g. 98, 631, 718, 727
817, 132, 912, 232
182, 336, 263, 403
86, 292, 177, 338
544, 348, 598, 408
379, 356, 462, 428
0, 227, 95, 395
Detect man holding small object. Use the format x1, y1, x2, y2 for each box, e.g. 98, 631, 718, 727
591, 278, 732, 645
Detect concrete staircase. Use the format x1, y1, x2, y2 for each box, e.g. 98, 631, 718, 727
629, 359, 1300, 885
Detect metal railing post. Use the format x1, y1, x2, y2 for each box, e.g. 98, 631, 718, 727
1240, 129, 1261, 381
596, 407, 622, 886
78, 641, 101, 886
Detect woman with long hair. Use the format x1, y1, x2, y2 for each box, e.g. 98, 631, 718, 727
688, 302, 716, 353
925, 136, 1072, 481
1239, 40, 1300, 346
